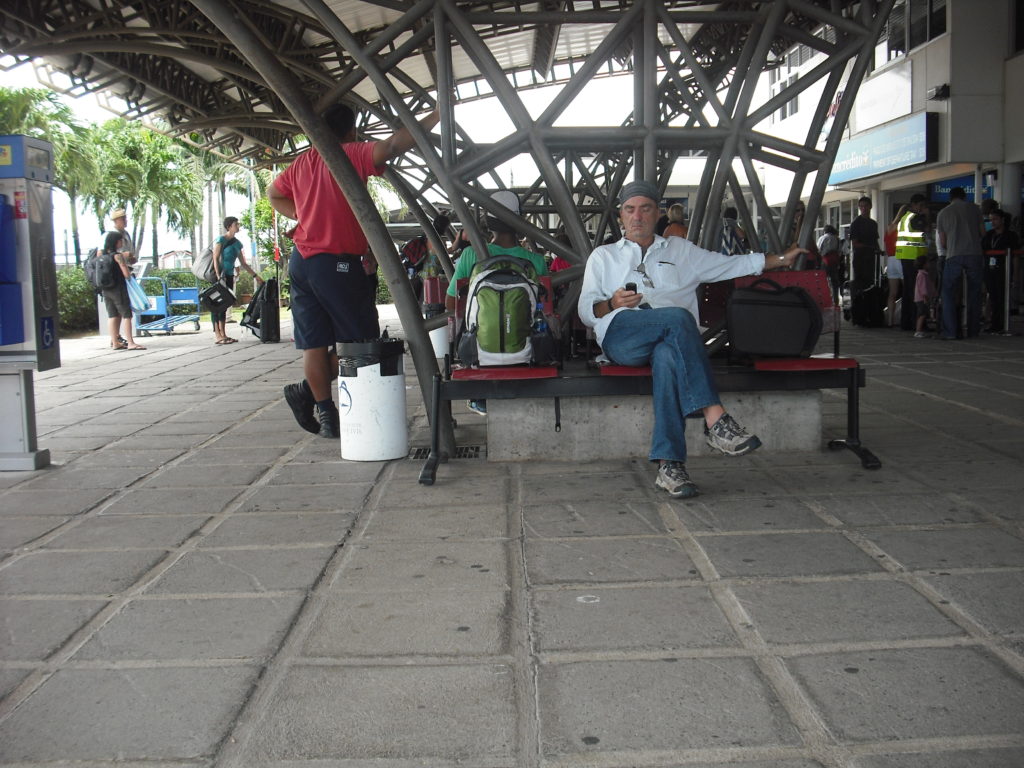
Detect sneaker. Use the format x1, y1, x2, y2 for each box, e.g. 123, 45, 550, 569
467, 399, 487, 416
914, 331, 927, 338
655, 461, 699, 498
317, 405, 340, 439
705, 413, 762, 456
284, 381, 319, 434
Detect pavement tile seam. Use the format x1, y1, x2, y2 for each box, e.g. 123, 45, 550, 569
842, 734, 1024, 763
634, 505, 847, 759
289, 656, 519, 668
888, 571, 1024, 680
200, 461, 415, 768
538, 746, 819, 767
56, 658, 269, 670
534, 636, 991, 666
637, 501, 1024, 765
113, 590, 309, 600
0, 428, 336, 720
685, 521, 1008, 537
798, 531, 1024, 675
508, 484, 547, 767
5, 324, 1023, 766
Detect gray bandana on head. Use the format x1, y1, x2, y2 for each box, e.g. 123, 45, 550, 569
618, 180, 660, 205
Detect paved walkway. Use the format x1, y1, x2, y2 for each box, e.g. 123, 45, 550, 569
1, 310, 1023, 768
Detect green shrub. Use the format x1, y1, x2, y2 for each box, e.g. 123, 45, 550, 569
375, 274, 392, 305
56, 267, 99, 332
235, 270, 254, 298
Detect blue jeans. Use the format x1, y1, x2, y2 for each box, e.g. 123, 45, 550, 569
940, 253, 983, 338
601, 307, 720, 463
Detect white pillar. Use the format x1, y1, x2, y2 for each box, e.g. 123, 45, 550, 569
998, 162, 1021, 219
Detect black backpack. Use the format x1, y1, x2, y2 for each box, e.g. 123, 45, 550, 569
84, 247, 117, 291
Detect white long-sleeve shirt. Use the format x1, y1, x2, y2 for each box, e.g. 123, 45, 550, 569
579, 235, 768, 346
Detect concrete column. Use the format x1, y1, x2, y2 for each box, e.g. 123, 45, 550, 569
998, 162, 1021, 220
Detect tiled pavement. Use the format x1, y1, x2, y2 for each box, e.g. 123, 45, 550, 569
0, 311, 1022, 767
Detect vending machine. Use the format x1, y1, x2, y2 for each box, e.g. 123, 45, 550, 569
0, 135, 60, 470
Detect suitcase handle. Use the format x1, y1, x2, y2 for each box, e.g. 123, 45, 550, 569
745, 277, 786, 294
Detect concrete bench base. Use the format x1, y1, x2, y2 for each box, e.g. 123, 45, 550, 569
486, 391, 821, 461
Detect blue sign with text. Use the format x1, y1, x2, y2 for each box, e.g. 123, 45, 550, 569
928, 175, 994, 202
829, 112, 937, 185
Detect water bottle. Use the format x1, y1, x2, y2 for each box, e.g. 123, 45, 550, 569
534, 302, 548, 333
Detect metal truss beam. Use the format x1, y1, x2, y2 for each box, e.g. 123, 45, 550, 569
1, 0, 893, 433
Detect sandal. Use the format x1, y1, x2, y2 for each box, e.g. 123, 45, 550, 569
125, 344, 146, 350
111, 341, 128, 350
215, 339, 227, 345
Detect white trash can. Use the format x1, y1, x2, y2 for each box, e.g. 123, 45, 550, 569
423, 303, 448, 358
337, 339, 407, 461
428, 325, 448, 358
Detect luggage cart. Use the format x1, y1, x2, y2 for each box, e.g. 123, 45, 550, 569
135, 271, 201, 336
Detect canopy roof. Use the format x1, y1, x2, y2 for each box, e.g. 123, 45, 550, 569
1, 1, 860, 165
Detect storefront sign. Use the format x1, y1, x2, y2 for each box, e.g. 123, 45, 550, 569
928, 175, 994, 202
828, 112, 937, 185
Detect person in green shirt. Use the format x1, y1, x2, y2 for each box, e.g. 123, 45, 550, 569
444, 190, 547, 311
445, 190, 547, 416
212, 216, 263, 345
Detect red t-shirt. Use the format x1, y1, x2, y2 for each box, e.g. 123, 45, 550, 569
273, 141, 383, 258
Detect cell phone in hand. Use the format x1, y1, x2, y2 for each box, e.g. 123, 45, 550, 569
624, 282, 637, 293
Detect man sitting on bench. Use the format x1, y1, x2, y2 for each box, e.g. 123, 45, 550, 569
579, 180, 807, 498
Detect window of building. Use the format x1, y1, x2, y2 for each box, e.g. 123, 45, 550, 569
769, 73, 799, 124
878, 0, 946, 65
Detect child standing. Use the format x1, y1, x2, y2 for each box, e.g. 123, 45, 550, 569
914, 254, 935, 338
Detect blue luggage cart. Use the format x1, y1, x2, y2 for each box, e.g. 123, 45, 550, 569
135, 271, 201, 335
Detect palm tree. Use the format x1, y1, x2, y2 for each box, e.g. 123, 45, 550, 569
0, 86, 75, 142
55, 130, 101, 265
82, 119, 205, 266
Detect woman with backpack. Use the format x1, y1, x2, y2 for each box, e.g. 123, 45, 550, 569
100, 230, 146, 351
211, 216, 262, 345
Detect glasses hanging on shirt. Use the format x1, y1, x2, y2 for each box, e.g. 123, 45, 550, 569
635, 261, 655, 289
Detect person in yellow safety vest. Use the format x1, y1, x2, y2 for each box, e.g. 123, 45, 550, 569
894, 193, 929, 331
895, 194, 929, 260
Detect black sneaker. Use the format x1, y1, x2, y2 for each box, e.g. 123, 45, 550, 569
704, 413, 762, 456
284, 381, 319, 434
655, 461, 699, 498
317, 405, 340, 439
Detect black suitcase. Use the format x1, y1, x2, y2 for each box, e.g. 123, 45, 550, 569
241, 278, 280, 342
850, 284, 886, 327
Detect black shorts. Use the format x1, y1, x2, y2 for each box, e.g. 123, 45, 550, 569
288, 248, 379, 349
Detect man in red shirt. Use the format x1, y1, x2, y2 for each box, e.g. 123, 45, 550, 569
269, 102, 439, 439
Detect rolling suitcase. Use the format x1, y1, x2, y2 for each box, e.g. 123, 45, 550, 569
847, 248, 887, 327
850, 283, 887, 327
241, 277, 280, 342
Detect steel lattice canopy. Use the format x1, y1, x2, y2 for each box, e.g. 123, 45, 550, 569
0, 1, 855, 165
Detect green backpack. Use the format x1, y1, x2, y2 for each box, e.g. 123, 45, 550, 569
457, 255, 549, 366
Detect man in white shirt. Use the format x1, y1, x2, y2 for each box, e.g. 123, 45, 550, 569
578, 180, 806, 498
109, 208, 136, 266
